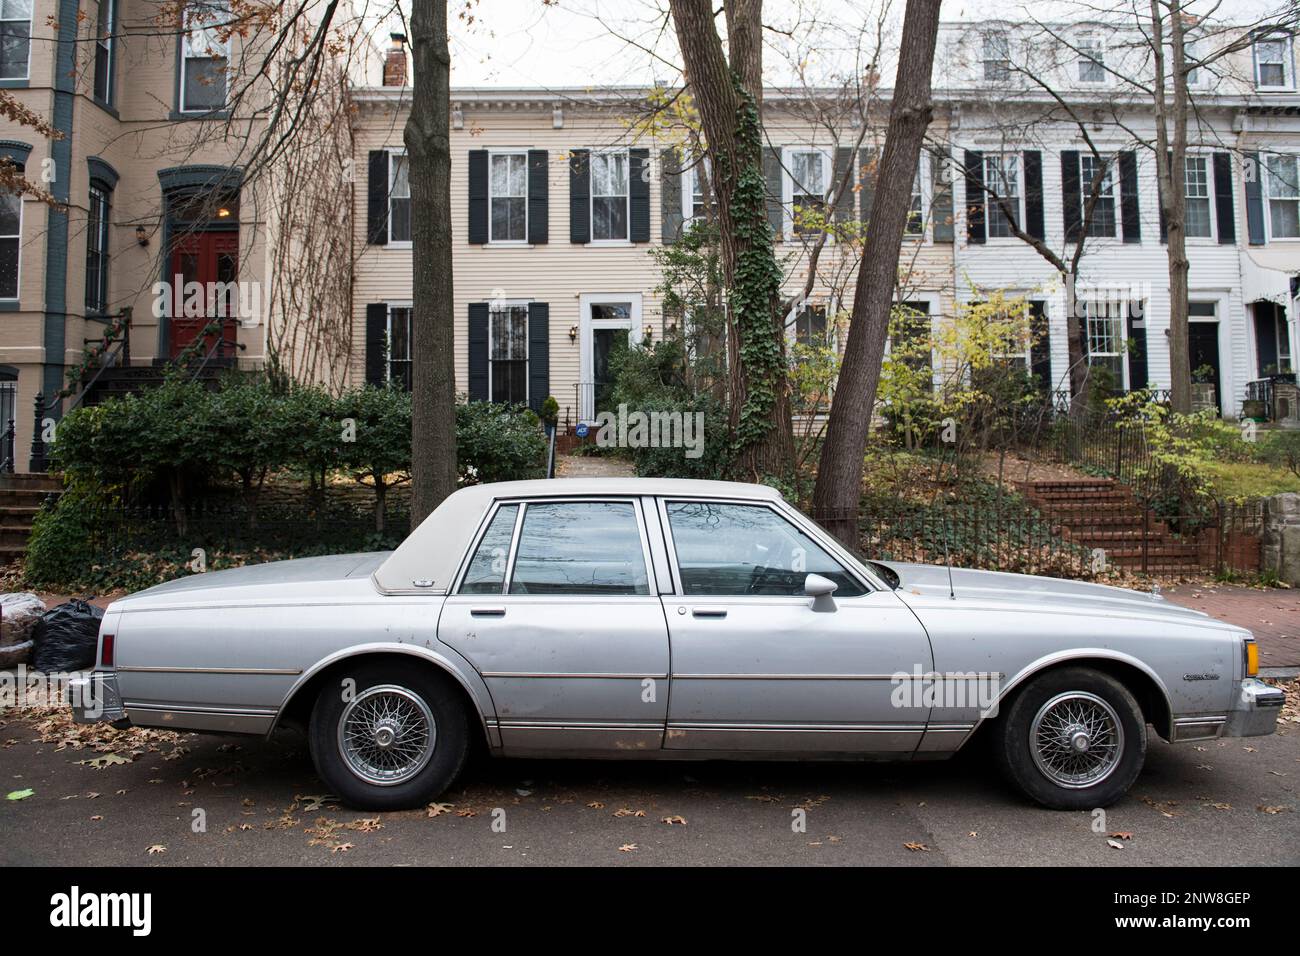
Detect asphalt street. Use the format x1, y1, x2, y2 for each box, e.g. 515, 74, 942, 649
2, 707, 1297, 866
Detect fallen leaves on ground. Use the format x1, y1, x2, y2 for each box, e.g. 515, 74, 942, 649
903, 842, 929, 852
305, 816, 382, 851
425, 802, 455, 818
1109, 831, 1134, 840
661, 815, 687, 826
146, 845, 166, 856
618, 843, 638, 852
1257, 804, 1292, 814
6, 788, 34, 800
75, 753, 131, 770
1106, 839, 1126, 850
613, 808, 646, 818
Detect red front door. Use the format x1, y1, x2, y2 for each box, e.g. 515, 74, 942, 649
168, 231, 240, 359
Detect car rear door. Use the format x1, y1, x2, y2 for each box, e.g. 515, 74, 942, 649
437, 496, 670, 754
656, 497, 934, 754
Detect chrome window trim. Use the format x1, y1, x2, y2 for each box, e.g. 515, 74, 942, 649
656, 496, 880, 598
455, 495, 658, 598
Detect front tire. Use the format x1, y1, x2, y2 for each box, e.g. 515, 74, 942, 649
994, 666, 1146, 810
308, 661, 470, 811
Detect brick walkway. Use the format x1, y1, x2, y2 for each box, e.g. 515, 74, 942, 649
1163, 584, 1300, 669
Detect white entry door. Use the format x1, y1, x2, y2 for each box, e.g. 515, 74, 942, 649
579, 293, 642, 422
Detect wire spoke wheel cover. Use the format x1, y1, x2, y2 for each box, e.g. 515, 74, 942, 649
337, 684, 437, 786
1029, 691, 1124, 789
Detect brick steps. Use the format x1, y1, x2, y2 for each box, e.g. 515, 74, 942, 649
0, 473, 61, 564
1020, 478, 1202, 571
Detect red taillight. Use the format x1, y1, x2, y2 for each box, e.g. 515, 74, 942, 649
100, 633, 115, 668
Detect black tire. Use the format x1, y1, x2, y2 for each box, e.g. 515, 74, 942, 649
308, 661, 471, 811
994, 666, 1146, 810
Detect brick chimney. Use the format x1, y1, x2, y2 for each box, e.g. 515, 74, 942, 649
383, 33, 407, 87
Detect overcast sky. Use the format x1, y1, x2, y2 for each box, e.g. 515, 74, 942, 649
437, 0, 1288, 89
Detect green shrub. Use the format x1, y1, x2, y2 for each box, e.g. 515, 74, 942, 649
456, 401, 546, 484
23, 483, 111, 589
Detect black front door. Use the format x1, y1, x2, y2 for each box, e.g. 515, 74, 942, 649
1189, 322, 1222, 414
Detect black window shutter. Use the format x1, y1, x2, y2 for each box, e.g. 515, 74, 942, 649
832, 146, 855, 223
1023, 150, 1044, 240
1119, 151, 1140, 243
1127, 315, 1149, 390
468, 303, 489, 401
1061, 150, 1082, 242
365, 302, 387, 385
367, 151, 389, 245
569, 150, 590, 244
1245, 152, 1266, 246
931, 148, 954, 243
527, 149, 548, 244
763, 147, 784, 239
467, 150, 489, 244
858, 148, 877, 224
527, 302, 550, 411
1029, 301, 1051, 393
629, 148, 651, 242
1213, 151, 1235, 245
1159, 150, 1170, 244
660, 148, 684, 243
964, 150, 985, 244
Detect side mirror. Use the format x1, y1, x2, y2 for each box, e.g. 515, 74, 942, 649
804, 573, 839, 613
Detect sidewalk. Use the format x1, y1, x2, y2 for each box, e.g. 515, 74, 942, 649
1163, 584, 1300, 671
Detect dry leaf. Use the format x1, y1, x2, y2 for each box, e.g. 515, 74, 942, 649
661, 815, 688, 826
146, 844, 166, 855
1106, 839, 1125, 850
618, 843, 638, 852
903, 841, 929, 851
426, 802, 455, 818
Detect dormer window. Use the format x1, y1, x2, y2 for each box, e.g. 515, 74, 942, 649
1254, 33, 1294, 90
982, 31, 1010, 82
1077, 34, 1105, 83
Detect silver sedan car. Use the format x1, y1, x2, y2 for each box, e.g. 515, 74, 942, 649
70, 478, 1283, 810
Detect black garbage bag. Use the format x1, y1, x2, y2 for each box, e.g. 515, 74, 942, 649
30, 600, 105, 673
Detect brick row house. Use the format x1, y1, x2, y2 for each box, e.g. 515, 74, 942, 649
0, 0, 278, 473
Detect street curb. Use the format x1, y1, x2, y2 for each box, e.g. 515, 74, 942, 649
1261, 666, 1299, 680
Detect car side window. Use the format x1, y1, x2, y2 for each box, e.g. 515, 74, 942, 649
665, 500, 866, 597
460, 504, 519, 593
509, 501, 650, 595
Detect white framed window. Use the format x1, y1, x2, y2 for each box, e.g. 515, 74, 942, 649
1265, 153, 1299, 239
180, 0, 230, 113
94, 0, 116, 103
489, 302, 529, 405
0, 0, 31, 81
0, 184, 20, 300
785, 148, 829, 237
681, 156, 711, 223
982, 31, 1010, 82
386, 303, 412, 390
1254, 34, 1294, 90
388, 151, 411, 244
904, 159, 925, 238
1076, 34, 1106, 84
1078, 153, 1117, 238
1083, 299, 1126, 387
590, 150, 630, 242
984, 153, 1022, 238
489, 150, 528, 243
1276, 313, 1294, 373
1184, 154, 1213, 239
789, 301, 830, 348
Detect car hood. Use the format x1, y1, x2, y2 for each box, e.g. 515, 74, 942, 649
881, 561, 1213, 624
111, 552, 391, 610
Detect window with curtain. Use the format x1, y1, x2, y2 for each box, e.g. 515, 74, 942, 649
85, 183, 111, 313
489, 151, 527, 242
180, 0, 230, 112
591, 151, 629, 241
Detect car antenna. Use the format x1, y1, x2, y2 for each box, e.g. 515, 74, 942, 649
943, 520, 956, 600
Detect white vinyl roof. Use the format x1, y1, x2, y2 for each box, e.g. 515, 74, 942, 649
372, 477, 782, 594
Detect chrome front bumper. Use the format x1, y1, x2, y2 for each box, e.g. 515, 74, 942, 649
1223, 678, 1286, 738
67, 671, 127, 724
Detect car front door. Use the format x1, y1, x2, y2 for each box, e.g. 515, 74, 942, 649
437, 497, 669, 754
657, 498, 935, 754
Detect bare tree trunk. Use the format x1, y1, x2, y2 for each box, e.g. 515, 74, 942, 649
1152, 0, 1192, 413
811, 0, 941, 545
669, 0, 795, 479
406, 0, 458, 528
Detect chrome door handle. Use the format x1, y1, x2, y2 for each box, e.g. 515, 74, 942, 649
692, 607, 727, 619
470, 608, 506, 617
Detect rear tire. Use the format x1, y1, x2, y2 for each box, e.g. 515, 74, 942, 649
308, 661, 470, 811
994, 666, 1146, 810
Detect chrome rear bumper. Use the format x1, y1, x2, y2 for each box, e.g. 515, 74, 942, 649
67, 671, 127, 725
